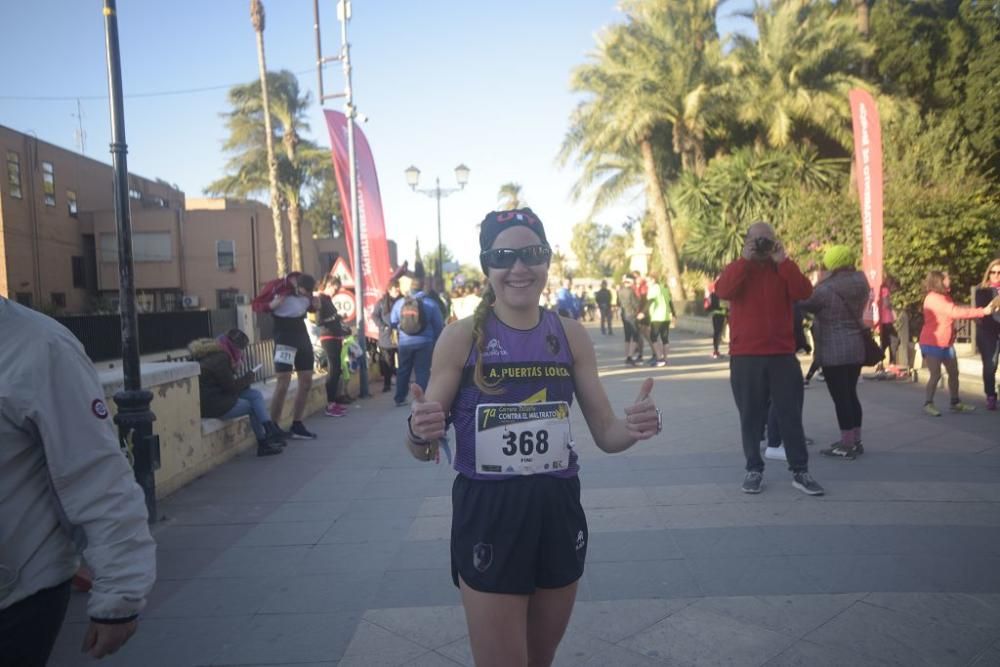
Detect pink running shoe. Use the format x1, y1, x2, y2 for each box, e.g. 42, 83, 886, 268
988, 395, 997, 411
324, 403, 347, 418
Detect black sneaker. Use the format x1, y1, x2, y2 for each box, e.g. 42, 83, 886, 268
625, 357, 637, 367
289, 421, 317, 440
854, 441, 864, 455
821, 444, 857, 460
257, 441, 284, 457
742, 471, 763, 494
792, 472, 824, 496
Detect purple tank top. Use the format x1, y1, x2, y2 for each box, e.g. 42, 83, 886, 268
452, 308, 579, 480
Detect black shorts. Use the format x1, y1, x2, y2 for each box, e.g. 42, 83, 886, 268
622, 318, 639, 342
451, 474, 588, 594
274, 317, 315, 372
650, 321, 670, 343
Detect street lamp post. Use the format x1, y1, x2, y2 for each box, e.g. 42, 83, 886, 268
404, 164, 469, 281
103, 0, 159, 521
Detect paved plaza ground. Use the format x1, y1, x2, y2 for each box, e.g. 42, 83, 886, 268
50, 325, 1000, 666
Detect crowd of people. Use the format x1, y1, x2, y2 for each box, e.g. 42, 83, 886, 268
4, 202, 997, 665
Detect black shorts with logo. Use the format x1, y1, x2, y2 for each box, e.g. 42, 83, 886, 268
451, 473, 588, 594
273, 316, 315, 372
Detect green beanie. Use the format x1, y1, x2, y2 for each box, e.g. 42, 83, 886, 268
823, 245, 855, 271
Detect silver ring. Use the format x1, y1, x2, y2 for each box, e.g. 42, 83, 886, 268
655, 408, 662, 435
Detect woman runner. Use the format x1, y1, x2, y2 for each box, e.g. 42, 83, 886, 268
405, 208, 662, 667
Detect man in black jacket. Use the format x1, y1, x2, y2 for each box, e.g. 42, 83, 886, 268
595, 280, 613, 335
189, 329, 285, 456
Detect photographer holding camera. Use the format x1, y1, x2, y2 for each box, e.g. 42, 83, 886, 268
716, 222, 825, 496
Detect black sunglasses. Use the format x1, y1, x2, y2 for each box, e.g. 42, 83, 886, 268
480, 245, 552, 269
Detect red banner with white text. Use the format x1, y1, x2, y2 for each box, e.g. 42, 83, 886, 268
323, 110, 393, 339
849, 89, 884, 325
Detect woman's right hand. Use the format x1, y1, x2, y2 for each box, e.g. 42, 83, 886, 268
410, 384, 446, 442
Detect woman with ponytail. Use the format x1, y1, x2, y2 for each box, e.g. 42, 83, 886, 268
405, 208, 663, 667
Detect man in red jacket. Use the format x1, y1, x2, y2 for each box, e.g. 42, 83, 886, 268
716, 222, 825, 496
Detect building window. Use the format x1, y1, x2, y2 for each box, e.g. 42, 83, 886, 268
128, 187, 142, 200
71, 256, 85, 288
15, 292, 32, 307
99, 232, 172, 262
42, 161, 55, 206
216, 240, 236, 271
217, 289, 239, 309
161, 291, 180, 311
67, 190, 78, 217
50, 292, 66, 308
6, 151, 22, 199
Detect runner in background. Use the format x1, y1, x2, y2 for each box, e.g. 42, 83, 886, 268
876, 275, 906, 379
267, 273, 318, 439
920, 270, 996, 416
595, 280, 614, 335
405, 208, 661, 667
644, 274, 674, 367
617, 276, 641, 366
974, 259, 1000, 410
316, 276, 352, 417
373, 280, 402, 394
704, 279, 727, 359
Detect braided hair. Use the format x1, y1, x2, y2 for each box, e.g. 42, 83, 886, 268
470, 284, 503, 395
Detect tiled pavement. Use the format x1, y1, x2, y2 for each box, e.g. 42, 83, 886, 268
49, 326, 1000, 666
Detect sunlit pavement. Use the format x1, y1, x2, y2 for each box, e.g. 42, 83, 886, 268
50, 324, 1000, 666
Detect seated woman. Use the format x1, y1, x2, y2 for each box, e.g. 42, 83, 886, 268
189, 329, 286, 457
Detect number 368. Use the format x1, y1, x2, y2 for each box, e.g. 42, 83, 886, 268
502, 429, 549, 456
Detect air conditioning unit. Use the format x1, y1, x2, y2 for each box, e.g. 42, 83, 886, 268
181, 295, 200, 308
234, 294, 250, 305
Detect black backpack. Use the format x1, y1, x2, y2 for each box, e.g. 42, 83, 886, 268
399, 295, 427, 335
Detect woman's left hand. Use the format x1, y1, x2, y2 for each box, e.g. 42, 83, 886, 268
624, 378, 661, 440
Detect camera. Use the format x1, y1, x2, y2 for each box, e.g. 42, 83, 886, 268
752, 237, 775, 255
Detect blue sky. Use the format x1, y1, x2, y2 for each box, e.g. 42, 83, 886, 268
0, 0, 754, 267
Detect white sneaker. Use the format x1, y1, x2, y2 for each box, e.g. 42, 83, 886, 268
764, 446, 787, 461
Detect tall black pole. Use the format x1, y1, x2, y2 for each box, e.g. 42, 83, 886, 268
103, 0, 159, 521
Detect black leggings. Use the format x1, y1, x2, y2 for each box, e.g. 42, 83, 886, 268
321, 338, 343, 403
711, 314, 726, 353
879, 323, 899, 365
978, 329, 999, 398
822, 364, 862, 431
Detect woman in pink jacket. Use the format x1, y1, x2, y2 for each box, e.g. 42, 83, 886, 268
919, 271, 997, 416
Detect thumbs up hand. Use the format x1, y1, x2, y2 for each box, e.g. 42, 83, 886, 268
623, 378, 661, 440
409, 384, 446, 461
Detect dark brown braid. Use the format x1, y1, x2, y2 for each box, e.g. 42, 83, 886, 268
471, 284, 503, 395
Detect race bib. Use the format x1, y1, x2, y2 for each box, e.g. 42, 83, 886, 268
274, 344, 297, 366
475, 401, 573, 476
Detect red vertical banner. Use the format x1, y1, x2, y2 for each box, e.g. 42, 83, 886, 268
849, 89, 884, 324
323, 110, 393, 339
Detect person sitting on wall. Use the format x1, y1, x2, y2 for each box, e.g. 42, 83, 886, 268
188, 329, 286, 457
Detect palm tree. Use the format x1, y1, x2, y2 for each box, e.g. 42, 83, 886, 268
250, 0, 286, 275
562, 4, 726, 302
677, 146, 847, 272
497, 182, 524, 210
206, 72, 330, 273
726, 0, 874, 151
266, 71, 320, 271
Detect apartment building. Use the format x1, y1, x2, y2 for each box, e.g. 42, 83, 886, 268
0, 125, 361, 313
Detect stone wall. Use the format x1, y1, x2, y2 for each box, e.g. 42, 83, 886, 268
98, 363, 350, 499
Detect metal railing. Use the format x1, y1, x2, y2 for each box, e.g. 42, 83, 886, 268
163, 338, 278, 384
239, 339, 277, 383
